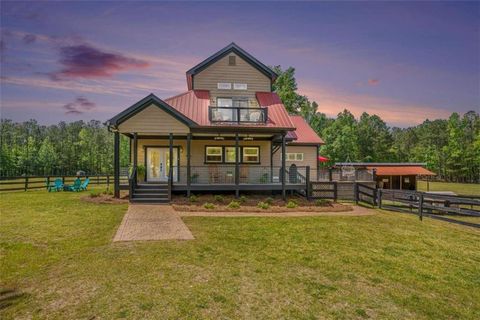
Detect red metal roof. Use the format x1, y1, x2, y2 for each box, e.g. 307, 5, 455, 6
367, 166, 435, 176
256, 92, 295, 129
164, 90, 295, 130
288, 115, 324, 144
165, 90, 210, 126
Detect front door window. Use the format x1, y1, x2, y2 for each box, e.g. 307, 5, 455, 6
146, 148, 178, 182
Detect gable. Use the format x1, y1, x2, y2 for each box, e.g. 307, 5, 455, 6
186, 42, 277, 90
117, 104, 190, 134
193, 53, 271, 99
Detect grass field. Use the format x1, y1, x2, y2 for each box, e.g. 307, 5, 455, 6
417, 180, 480, 196
1, 189, 479, 319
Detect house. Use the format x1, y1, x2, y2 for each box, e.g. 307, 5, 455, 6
107, 43, 323, 203
334, 163, 435, 190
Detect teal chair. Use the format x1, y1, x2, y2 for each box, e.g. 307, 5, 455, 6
48, 178, 64, 192
67, 178, 82, 192
79, 178, 90, 191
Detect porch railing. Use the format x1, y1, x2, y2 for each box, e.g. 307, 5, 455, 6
175, 165, 309, 185
208, 106, 268, 123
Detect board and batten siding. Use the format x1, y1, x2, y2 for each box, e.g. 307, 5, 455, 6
117, 104, 189, 134
193, 53, 271, 107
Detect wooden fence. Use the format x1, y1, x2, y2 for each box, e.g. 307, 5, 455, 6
376, 189, 480, 229
0, 174, 128, 192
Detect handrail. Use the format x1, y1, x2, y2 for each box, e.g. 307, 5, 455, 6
128, 166, 137, 201
209, 106, 268, 123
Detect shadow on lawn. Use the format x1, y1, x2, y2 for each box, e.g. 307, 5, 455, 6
0, 288, 27, 310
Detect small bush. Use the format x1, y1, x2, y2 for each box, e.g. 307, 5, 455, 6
103, 190, 113, 196
315, 199, 329, 206
189, 194, 198, 202
203, 202, 215, 210
288, 198, 298, 205
257, 201, 270, 210
265, 197, 274, 205
214, 195, 224, 203
89, 191, 101, 198
227, 200, 241, 209
239, 195, 247, 203
286, 200, 298, 209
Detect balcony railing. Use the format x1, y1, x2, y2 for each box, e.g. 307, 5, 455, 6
209, 106, 268, 124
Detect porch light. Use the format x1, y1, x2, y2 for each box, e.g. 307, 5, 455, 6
243, 135, 253, 141
214, 134, 224, 141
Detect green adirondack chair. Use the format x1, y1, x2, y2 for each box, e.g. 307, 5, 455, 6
67, 178, 82, 192
79, 178, 90, 191
48, 178, 64, 192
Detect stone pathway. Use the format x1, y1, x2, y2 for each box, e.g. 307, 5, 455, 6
113, 204, 194, 242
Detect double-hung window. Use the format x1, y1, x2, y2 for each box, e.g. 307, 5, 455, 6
242, 147, 260, 163
205, 147, 223, 163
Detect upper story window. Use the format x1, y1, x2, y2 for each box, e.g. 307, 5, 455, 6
233, 83, 247, 90
217, 82, 232, 90
228, 55, 236, 66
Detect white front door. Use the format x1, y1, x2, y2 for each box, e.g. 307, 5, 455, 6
146, 147, 178, 182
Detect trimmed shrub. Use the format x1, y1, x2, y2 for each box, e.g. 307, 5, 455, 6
257, 201, 270, 210
315, 199, 329, 206
239, 195, 248, 203
286, 200, 298, 209
203, 202, 215, 210
189, 195, 198, 203
89, 191, 101, 198
227, 200, 241, 209
214, 195, 224, 203
265, 197, 274, 205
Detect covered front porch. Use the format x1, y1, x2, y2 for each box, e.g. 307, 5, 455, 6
113, 131, 312, 202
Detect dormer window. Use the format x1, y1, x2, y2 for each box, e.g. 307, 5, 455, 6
228, 55, 236, 66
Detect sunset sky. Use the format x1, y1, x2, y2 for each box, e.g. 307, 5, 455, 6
1, 1, 479, 127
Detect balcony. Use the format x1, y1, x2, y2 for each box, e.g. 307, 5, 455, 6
209, 106, 268, 124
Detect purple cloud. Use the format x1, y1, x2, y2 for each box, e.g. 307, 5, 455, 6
62, 96, 96, 115
22, 34, 37, 44
51, 44, 149, 80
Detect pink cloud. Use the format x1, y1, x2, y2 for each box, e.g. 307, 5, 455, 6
51, 44, 150, 80
368, 79, 379, 86
62, 96, 96, 115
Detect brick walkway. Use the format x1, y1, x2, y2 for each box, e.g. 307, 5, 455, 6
113, 204, 194, 242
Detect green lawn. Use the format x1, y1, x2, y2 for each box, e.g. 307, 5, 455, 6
417, 180, 480, 196
1, 190, 479, 319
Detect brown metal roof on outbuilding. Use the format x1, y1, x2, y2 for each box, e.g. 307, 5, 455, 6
367, 166, 435, 176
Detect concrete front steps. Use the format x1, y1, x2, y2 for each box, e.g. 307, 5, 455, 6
131, 183, 169, 204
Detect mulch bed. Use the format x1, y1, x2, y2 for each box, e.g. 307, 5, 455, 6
81, 194, 129, 204
171, 194, 352, 213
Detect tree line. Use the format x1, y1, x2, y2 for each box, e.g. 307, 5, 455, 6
0, 119, 129, 176
272, 66, 480, 183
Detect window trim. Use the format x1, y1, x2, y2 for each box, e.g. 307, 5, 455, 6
286, 152, 304, 162
204, 145, 261, 164
205, 146, 223, 163
217, 82, 232, 90
233, 83, 248, 90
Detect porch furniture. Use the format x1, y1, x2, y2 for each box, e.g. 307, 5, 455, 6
65, 178, 81, 191
47, 178, 64, 192
239, 167, 249, 183
79, 178, 90, 191
209, 165, 220, 183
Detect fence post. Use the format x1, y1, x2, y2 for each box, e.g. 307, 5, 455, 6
354, 182, 358, 204
306, 166, 311, 200
328, 167, 333, 182
378, 189, 382, 209
418, 193, 424, 221
106, 175, 110, 190
46, 176, 50, 190
24, 176, 28, 191
62, 176, 65, 185
373, 185, 378, 207
333, 182, 337, 201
